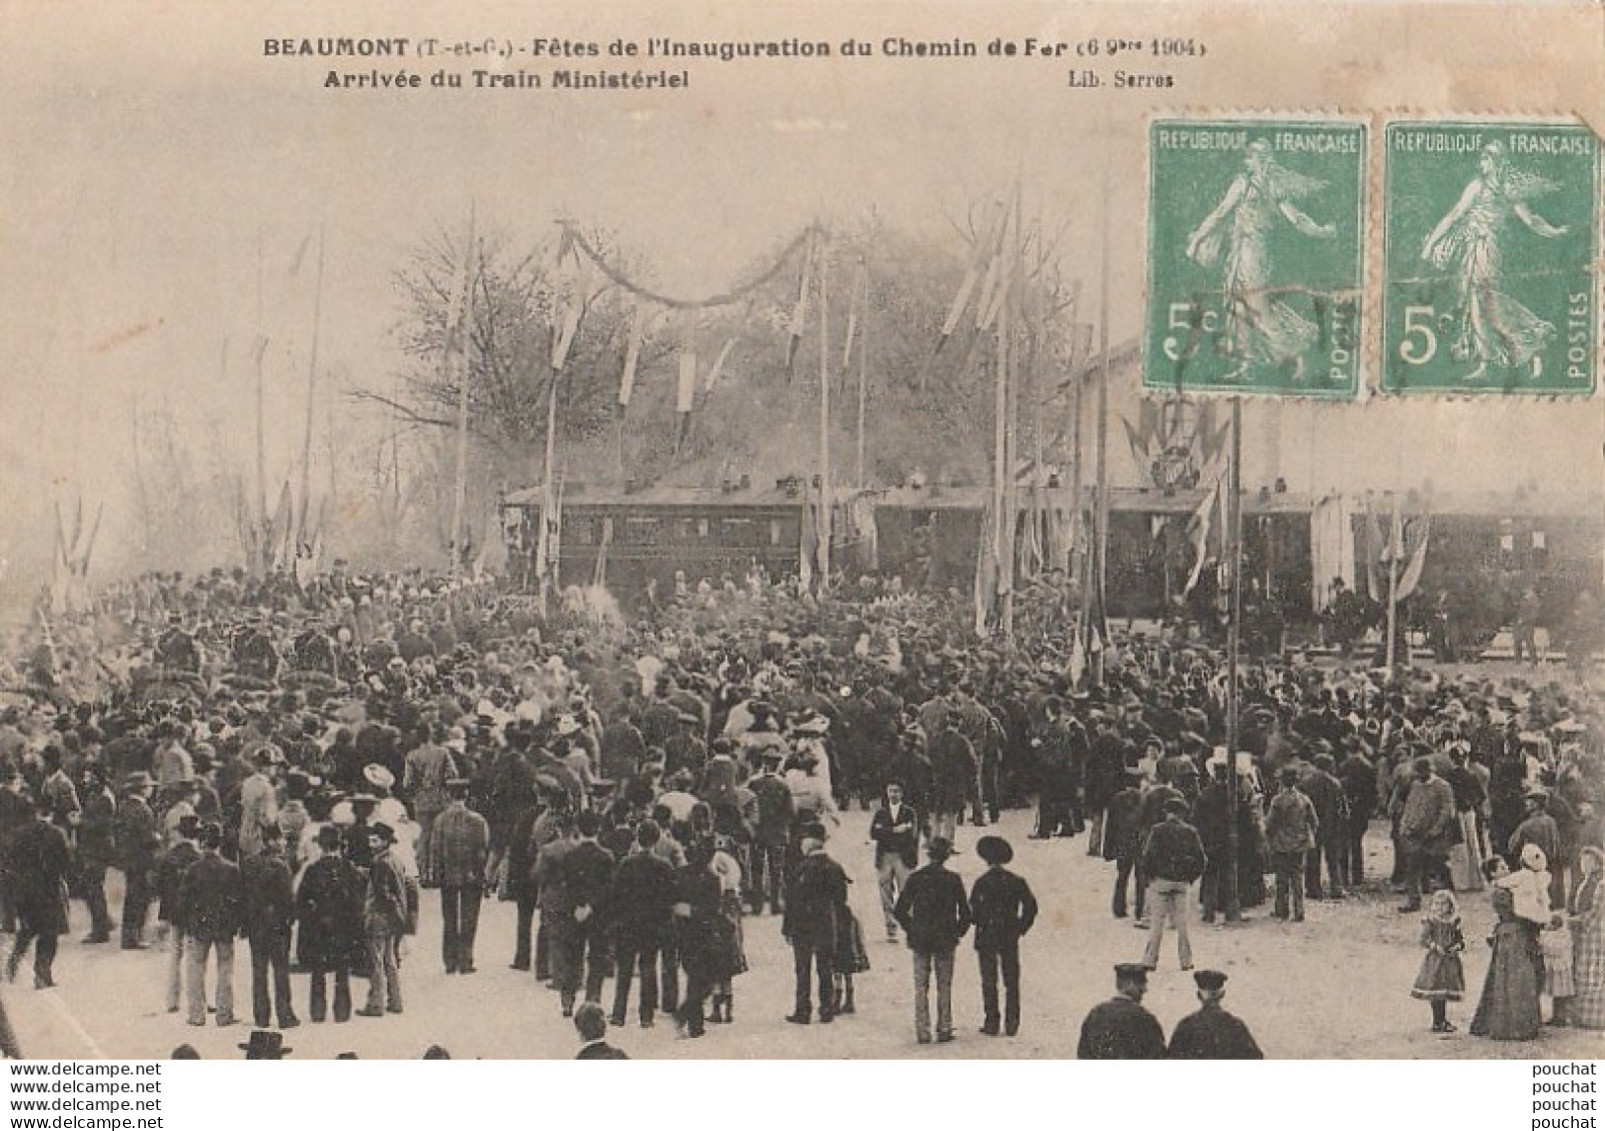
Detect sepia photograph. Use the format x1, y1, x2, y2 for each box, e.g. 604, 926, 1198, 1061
0, 0, 1601, 1065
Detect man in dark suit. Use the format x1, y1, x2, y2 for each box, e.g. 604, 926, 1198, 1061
1166, 969, 1264, 1059
746, 751, 793, 915
969, 835, 1037, 1037
1300, 750, 1348, 900
1104, 776, 1145, 919
116, 772, 162, 949
782, 821, 849, 1025
555, 808, 615, 1015
608, 820, 677, 1029
180, 823, 243, 1026
573, 1002, 629, 1059
6, 799, 72, 989
1077, 963, 1167, 1059
894, 836, 971, 1044
870, 781, 920, 942
239, 824, 298, 1030
75, 764, 117, 945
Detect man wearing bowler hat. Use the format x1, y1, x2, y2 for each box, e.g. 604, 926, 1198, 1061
357, 822, 411, 1017
423, 777, 489, 975
116, 771, 162, 950
1166, 969, 1263, 1059
1077, 963, 1166, 1059
783, 821, 848, 1025
238, 1030, 291, 1060
893, 835, 971, 1044
969, 835, 1037, 1037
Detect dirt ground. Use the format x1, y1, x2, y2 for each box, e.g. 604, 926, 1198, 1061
4, 809, 1597, 1061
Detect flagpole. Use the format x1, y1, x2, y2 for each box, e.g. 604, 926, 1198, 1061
1093, 157, 1112, 685
855, 261, 869, 489
1224, 396, 1244, 922
448, 205, 477, 580
297, 228, 325, 552
817, 229, 832, 589
1386, 495, 1401, 673
254, 231, 268, 549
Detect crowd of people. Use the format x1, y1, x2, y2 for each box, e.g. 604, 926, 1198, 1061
0, 559, 1598, 1058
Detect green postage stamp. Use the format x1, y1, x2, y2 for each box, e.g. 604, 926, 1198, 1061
1383, 121, 1599, 395
1146, 118, 1367, 398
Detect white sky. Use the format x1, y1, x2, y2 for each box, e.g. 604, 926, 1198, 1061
1, 0, 1601, 588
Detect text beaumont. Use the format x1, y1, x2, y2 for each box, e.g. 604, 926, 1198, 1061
266, 37, 409, 57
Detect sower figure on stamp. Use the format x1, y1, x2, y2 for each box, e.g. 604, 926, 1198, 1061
1420, 140, 1567, 383
1185, 138, 1336, 383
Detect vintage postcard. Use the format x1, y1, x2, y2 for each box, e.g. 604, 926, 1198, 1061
0, 0, 1600, 1065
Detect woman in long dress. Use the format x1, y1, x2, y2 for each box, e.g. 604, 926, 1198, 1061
1419, 140, 1568, 382
1568, 846, 1605, 1030
1469, 883, 1543, 1040
1186, 140, 1338, 382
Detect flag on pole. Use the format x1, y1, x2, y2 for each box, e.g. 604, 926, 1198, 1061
798, 481, 817, 592
785, 240, 814, 380
973, 494, 998, 635
1395, 513, 1432, 602
939, 265, 980, 344
1184, 478, 1224, 595
705, 338, 737, 392
675, 348, 697, 453
1363, 499, 1387, 602
617, 303, 647, 410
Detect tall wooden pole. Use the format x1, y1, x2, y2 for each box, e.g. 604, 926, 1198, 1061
855, 263, 869, 488
538, 376, 560, 606
297, 229, 326, 549
1224, 396, 1244, 921
1385, 496, 1401, 672
817, 231, 832, 587
448, 206, 478, 578
1093, 160, 1112, 684
254, 231, 268, 538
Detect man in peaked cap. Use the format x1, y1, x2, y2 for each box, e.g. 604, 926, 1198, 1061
1166, 970, 1263, 1059
1077, 963, 1166, 1059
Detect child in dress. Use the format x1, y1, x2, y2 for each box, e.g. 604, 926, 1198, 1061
1412, 889, 1467, 1032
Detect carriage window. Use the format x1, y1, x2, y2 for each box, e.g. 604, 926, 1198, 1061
625, 518, 661, 545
